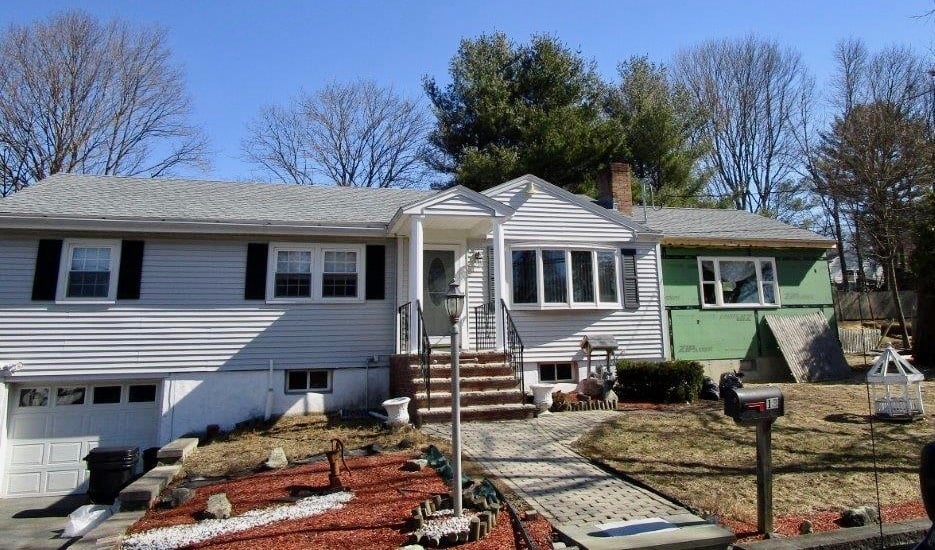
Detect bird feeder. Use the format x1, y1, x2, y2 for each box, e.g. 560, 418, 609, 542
866, 345, 925, 420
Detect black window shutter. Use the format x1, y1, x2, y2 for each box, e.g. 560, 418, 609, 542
365, 245, 386, 300
621, 249, 640, 309
244, 243, 269, 300
32, 239, 63, 301
117, 240, 145, 300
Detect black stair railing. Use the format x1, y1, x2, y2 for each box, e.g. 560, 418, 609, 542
472, 301, 496, 351
398, 301, 411, 354
416, 300, 432, 409
398, 300, 433, 409
500, 299, 525, 404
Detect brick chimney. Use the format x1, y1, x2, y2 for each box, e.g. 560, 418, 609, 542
597, 162, 633, 216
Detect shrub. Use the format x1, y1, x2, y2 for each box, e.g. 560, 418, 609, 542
614, 360, 704, 403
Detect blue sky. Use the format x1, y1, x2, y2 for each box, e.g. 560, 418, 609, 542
2, 1, 933, 181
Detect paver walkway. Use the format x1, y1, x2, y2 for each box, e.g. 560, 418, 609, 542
423, 410, 687, 529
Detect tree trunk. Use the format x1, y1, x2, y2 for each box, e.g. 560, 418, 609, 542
916, 292, 935, 366
887, 259, 912, 349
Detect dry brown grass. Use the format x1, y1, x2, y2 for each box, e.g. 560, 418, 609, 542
182, 414, 436, 477
575, 381, 935, 524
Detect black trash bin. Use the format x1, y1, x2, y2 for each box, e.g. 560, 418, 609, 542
84, 447, 139, 504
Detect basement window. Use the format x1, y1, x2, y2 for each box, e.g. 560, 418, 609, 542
539, 363, 574, 383
286, 369, 332, 392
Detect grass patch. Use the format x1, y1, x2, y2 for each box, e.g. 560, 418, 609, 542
575, 381, 935, 525
182, 414, 435, 477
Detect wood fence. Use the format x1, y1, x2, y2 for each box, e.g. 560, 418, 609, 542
837, 327, 881, 354
833, 291, 917, 321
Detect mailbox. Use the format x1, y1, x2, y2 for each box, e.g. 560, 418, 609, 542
724, 386, 784, 426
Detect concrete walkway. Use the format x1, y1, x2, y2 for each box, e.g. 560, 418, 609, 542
424, 410, 734, 549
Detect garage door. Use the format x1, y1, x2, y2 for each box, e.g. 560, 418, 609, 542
4, 381, 159, 497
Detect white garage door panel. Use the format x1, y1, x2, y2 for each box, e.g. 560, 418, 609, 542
10, 444, 44, 466
4, 382, 159, 498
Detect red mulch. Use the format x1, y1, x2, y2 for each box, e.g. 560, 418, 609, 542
130, 452, 553, 549
722, 500, 927, 543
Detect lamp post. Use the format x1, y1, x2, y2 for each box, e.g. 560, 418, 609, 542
445, 281, 465, 516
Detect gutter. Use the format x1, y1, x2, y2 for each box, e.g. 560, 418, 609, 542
661, 237, 836, 249
0, 214, 388, 238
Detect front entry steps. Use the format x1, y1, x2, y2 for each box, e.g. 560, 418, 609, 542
394, 351, 536, 425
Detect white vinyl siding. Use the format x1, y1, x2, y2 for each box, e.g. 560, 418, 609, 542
0, 237, 396, 376
489, 185, 635, 242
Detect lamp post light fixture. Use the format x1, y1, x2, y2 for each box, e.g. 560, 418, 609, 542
445, 280, 465, 516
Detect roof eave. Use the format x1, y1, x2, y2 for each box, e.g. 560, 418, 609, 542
0, 214, 389, 238
661, 236, 836, 249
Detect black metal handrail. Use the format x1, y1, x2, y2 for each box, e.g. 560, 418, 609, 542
472, 301, 496, 351
500, 298, 525, 404
416, 300, 432, 409
398, 301, 411, 354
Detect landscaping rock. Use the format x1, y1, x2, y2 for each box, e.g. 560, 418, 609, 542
577, 378, 604, 399
397, 438, 415, 449
799, 519, 813, 534
403, 459, 428, 472
204, 493, 232, 519
265, 447, 288, 469
841, 505, 879, 527
171, 487, 195, 507
399, 545, 425, 550
366, 443, 384, 455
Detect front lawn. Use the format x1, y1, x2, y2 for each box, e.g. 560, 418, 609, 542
575, 381, 935, 534
182, 414, 435, 477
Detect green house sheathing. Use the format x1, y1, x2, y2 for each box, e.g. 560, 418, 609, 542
662, 246, 834, 362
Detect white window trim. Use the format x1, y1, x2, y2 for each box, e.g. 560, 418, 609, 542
539, 362, 576, 383
266, 243, 365, 304
284, 368, 333, 393
509, 245, 621, 310
697, 256, 781, 309
56, 239, 120, 304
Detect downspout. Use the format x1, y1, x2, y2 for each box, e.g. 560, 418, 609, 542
654, 243, 671, 360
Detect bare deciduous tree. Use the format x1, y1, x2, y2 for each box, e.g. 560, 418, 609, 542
243, 80, 431, 188
0, 11, 208, 196
675, 35, 813, 219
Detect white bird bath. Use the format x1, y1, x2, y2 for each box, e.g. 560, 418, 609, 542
531, 384, 555, 415
382, 396, 411, 428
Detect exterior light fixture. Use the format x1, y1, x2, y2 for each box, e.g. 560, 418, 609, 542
445, 281, 465, 323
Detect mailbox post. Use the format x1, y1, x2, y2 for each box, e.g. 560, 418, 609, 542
723, 386, 784, 535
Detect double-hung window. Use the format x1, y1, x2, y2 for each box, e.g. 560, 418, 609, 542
698, 257, 780, 308
267, 244, 363, 302
510, 247, 620, 309
57, 240, 120, 302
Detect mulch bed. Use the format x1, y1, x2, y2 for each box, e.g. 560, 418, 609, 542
723, 500, 927, 542
129, 452, 552, 549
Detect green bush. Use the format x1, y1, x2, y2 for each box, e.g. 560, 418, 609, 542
614, 360, 704, 403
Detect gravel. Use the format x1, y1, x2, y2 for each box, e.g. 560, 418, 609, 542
122, 491, 353, 550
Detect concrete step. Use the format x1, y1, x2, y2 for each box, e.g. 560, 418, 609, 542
414, 388, 525, 408
409, 363, 513, 378
421, 375, 519, 392
417, 403, 538, 424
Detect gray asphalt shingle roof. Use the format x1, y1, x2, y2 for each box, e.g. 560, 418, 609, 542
0, 173, 436, 227
638, 206, 833, 245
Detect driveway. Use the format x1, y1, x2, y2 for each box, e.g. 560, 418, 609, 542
0, 495, 87, 549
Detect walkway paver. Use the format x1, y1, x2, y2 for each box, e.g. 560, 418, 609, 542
423, 410, 685, 529
424, 411, 735, 549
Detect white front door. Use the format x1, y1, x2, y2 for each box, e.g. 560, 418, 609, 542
4, 381, 159, 497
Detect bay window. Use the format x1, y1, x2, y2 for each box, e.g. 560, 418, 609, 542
511, 247, 621, 308
698, 257, 780, 308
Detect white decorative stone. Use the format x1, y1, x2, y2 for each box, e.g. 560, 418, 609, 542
204, 493, 232, 520
531, 384, 555, 415
265, 447, 288, 469
382, 396, 411, 428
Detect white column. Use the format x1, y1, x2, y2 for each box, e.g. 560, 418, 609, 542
409, 215, 424, 354
492, 218, 507, 350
